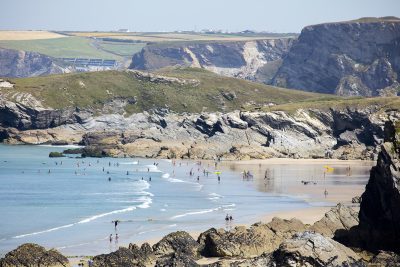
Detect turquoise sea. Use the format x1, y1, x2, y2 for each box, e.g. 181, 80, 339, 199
0, 144, 371, 256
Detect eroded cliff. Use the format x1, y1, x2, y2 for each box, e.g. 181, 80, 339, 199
273, 17, 400, 96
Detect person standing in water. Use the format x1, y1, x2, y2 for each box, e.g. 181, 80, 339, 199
109, 234, 113, 243
115, 233, 119, 244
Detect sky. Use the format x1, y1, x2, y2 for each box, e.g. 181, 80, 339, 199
0, 0, 399, 33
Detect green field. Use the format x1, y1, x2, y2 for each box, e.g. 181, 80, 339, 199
3, 68, 334, 114
0, 37, 124, 59
97, 42, 146, 56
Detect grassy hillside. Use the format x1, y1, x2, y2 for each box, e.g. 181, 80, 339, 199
3, 68, 335, 114
267, 96, 400, 114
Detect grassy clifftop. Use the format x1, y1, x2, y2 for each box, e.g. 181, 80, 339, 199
3, 68, 398, 115
3, 68, 335, 114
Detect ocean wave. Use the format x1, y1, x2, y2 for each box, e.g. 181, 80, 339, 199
170, 208, 219, 219
208, 193, 223, 201
145, 165, 162, 173
13, 223, 75, 239
119, 161, 139, 165
77, 206, 137, 224
137, 196, 152, 209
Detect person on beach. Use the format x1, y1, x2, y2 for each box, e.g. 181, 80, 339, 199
225, 214, 229, 222
114, 220, 119, 230
115, 233, 119, 243
108, 177, 111, 181
218, 175, 221, 182
103, 167, 104, 172
197, 176, 200, 181
229, 215, 233, 221
109, 234, 113, 243
149, 176, 151, 181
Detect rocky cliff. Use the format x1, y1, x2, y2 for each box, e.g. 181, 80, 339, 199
1, 95, 399, 161
357, 120, 400, 252
273, 17, 400, 96
0, 47, 73, 78
130, 39, 294, 84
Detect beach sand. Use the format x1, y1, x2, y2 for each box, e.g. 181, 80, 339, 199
218, 158, 373, 224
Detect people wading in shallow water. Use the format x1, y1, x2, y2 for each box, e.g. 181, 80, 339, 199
109, 234, 113, 243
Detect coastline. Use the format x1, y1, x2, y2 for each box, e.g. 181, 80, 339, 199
66, 157, 371, 260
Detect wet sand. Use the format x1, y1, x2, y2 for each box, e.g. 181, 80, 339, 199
218, 158, 374, 224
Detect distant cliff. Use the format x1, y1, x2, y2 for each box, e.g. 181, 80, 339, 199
273, 17, 400, 96
130, 39, 294, 83
0, 47, 73, 78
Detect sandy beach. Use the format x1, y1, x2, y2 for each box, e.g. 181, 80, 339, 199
218, 158, 373, 224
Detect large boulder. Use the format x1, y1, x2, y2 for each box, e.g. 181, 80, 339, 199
198, 218, 306, 258
310, 203, 359, 239
273, 231, 365, 267
152, 231, 200, 259
0, 243, 69, 267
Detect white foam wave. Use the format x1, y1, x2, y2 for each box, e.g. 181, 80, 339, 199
208, 193, 223, 201
78, 206, 137, 224
119, 161, 138, 165
137, 196, 152, 209
171, 208, 218, 219
13, 223, 75, 239
145, 165, 162, 173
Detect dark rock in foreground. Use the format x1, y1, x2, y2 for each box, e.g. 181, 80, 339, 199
357, 120, 400, 253
0, 243, 68, 267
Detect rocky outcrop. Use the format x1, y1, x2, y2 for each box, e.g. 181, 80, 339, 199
273, 17, 400, 96
2, 100, 398, 160
0, 48, 73, 78
272, 231, 364, 267
130, 39, 294, 83
357, 120, 400, 252
0, 243, 68, 267
198, 218, 307, 257
152, 231, 200, 259
310, 203, 359, 239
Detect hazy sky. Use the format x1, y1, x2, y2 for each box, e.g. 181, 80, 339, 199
1, 0, 399, 33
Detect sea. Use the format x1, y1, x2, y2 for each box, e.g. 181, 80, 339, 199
0, 144, 372, 256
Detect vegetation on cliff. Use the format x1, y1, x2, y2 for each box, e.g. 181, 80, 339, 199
4, 68, 336, 114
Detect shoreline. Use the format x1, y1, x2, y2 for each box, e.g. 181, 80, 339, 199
62, 157, 371, 259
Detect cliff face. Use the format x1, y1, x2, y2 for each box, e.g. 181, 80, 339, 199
130, 39, 294, 83
273, 18, 400, 96
358, 120, 400, 252
0, 48, 73, 78
1, 95, 398, 161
